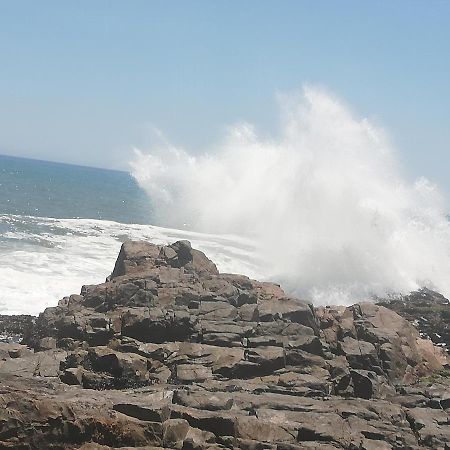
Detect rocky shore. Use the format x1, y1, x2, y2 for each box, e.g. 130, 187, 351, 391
0, 240, 449, 449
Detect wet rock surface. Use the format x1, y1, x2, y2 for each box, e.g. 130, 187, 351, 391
0, 314, 35, 343
0, 240, 449, 449
377, 288, 450, 351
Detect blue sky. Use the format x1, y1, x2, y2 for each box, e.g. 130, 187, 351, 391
1, 1, 449, 194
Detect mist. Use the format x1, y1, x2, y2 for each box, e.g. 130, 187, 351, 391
131, 87, 450, 304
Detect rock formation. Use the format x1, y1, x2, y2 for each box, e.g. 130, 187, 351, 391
0, 240, 449, 449
377, 288, 450, 351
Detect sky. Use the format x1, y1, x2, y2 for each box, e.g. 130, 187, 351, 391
0, 1, 449, 195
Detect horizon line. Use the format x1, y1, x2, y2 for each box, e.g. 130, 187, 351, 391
0, 153, 128, 175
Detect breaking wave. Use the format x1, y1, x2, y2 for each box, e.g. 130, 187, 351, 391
131, 87, 450, 304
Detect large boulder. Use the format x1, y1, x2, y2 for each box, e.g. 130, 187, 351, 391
110, 240, 219, 279
317, 301, 449, 384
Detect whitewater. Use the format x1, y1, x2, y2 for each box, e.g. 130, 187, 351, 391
0, 214, 260, 315
2, 87, 450, 315
131, 87, 450, 304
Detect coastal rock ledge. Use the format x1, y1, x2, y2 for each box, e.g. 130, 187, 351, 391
1, 240, 449, 450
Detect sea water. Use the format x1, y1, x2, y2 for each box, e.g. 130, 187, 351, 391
0, 155, 259, 315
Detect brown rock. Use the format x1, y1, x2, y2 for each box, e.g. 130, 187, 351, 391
1, 240, 448, 450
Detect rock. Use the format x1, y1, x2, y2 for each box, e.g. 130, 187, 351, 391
0, 240, 449, 449
110, 240, 163, 278
60, 366, 84, 385
377, 288, 450, 350
406, 407, 450, 449
0, 348, 67, 377
121, 308, 197, 344
0, 314, 35, 343
37, 336, 57, 350
176, 364, 212, 382
349, 369, 395, 400
287, 335, 323, 355
113, 403, 171, 422
338, 336, 380, 373
0, 342, 32, 359
258, 297, 319, 334
318, 301, 449, 384
162, 418, 190, 448
110, 240, 219, 280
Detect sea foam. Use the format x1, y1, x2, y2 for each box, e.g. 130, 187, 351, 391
0, 214, 258, 315
131, 87, 450, 304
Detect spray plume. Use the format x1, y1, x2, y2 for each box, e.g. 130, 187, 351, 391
131, 87, 450, 304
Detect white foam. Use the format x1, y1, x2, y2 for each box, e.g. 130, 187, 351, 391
0, 214, 260, 315
131, 87, 450, 303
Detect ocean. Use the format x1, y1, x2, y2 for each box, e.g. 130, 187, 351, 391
0, 154, 258, 315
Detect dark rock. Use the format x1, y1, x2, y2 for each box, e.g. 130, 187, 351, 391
338, 336, 380, 372
0, 314, 35, 343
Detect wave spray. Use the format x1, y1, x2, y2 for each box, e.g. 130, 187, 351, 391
131, 87, 450, 304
